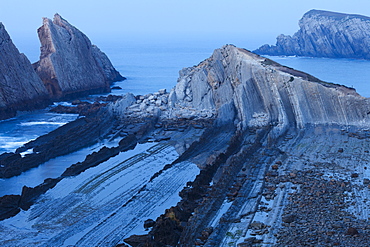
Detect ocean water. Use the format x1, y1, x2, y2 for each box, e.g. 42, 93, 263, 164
1, 34, 370, 196
0, 110, 78, 154
266, 55, 370, 98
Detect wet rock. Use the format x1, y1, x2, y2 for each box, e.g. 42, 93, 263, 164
0, 195, 21, 220
19, 178, 61, 210
144, 219, 155, 229
282, 214, 296, 223
124, 234, 151, 247
345, 227, 359, 236
250, 221, 266, 230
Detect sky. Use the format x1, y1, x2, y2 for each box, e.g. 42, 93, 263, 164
2, 0, 370, 58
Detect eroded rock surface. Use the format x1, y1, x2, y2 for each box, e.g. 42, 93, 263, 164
33, 14, 124, 99
0, 23, 50, 120
254, 9, 370, 59
169, 45, 370, 133
1, 45, 370, 247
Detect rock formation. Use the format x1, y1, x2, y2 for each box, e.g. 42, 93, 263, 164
254, 9, 370, 59
33, 14, 124, 99
1, 45, 370, 246
0, 23, 50, 120
168, 44, 370, 134
120, 45, 370, 246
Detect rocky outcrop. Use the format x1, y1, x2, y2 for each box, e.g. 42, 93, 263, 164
0, 23, 50, 120
0, 108, 116, 178
119, 45, 370, 247
33, 14, 124, 99
168, 45, 370, 137
254, 9, 370, 59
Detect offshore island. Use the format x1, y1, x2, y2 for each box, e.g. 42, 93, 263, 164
0, 11, 370, 247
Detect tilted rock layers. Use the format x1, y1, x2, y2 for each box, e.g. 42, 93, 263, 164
169, 45, 370, 136
0, 23, 49, 120
34, 14, 124, 99
254, 9, 370, 59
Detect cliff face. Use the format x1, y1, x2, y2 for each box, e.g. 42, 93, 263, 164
169, 45, 370, 135
254, 9, 370, 59
0, 23, 49, 120
34, 14, 124, 99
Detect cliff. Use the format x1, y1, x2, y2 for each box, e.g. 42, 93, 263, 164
0, 23, 50, 120
254, 9, 370, 59
33, 14, 124, 99
169, 44, 370, 135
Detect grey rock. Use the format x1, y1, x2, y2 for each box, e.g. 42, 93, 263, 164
169, 45, 370, 133
109, 93, 136, 116
34, 14, 124, 99
0, 23, 50, 120
155, 99, 162, 107
254, 9, 370, 59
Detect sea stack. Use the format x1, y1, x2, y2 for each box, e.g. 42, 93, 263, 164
33, 14, 124, 99
0, 23, 49, 120
254, 10, 370, 59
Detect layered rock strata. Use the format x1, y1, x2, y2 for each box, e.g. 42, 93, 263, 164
168, 45, 370, 134
33, 14, 124, 99
0, 23, 50, 120
120, 45, 370, 246
254, 9, 370, 59
1, 45, 370, 246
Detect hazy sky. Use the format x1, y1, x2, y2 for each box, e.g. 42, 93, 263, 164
2, 0, 370, 55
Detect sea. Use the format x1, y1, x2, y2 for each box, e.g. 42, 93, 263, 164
0, 33, 369, 196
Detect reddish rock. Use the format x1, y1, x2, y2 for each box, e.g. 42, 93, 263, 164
345, 227, 359, 236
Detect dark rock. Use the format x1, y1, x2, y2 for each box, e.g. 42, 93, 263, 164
33, 14, 124, 100
0, 23, 50, 120
345, 227, 359, 236
0, 195, 21, 220
338, 148, 344, 153
19, 177, 61, 210
144, 219, 155, 229
282, 214, 296, 223
250, 221, 266, 230
254, 10, 370, 60
123, 234, 151, 247
116, 244, 129, 247
111, 86, 122, 90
